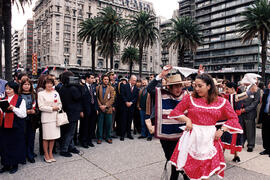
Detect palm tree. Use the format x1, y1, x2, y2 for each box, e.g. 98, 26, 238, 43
162, 16, 202, 67
121, 47, 139, 77
95, 6, 124, 70
78, 17, 98, 73
97, 42, 119, 72
2, 0, 31, 80
238, 0, 270, 82
124, 11, 159, 78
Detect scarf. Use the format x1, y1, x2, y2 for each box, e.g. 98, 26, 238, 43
0, 94, 19, 128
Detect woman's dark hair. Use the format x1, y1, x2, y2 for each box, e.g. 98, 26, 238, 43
18, 73, 28, 81
226, 82, 242, 94
192, 73, 218, 104
19, 77, 35, 100
36, 74, 48, 91
5, 81, 19, 94
259, 82, 265, 90
61, 71, 74, 85
43, 77, 55, 89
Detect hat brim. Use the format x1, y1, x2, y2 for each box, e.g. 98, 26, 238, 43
163, 81, 190, 86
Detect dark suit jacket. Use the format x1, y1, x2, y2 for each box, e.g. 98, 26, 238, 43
59, 85, 83, 122
82, 84, 98, 116
120, 83, 139, 109
259, 89, 270, 121
241, 89, 260, 120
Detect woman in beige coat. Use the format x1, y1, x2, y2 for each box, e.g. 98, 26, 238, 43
38, 77, 62, 163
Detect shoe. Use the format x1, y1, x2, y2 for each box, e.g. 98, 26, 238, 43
232, 156, 241, 162
0, 166, 10, 173
21, 160, 26, 165
147, 137, 152, 141
9, 165, 18, 174
43, 157, 52, 163
28, 158, 35, 163
70, 148, 80, 154
50, 158, 56, 162
120, 137, 124, 141
88, 141, 95, 147
106, 139, 113, 144
138, 136, 146, 139
81, 143, 89, 149
127, 135, 134, 140
247, 148, 253, 152
60, 152, 72, 157
259, 150, 269, 155
111, 135, 117, 139
97, 140, 102, 144
33, 153, 37, 158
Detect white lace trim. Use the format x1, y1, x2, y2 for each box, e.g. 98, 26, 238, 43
190, 96, 226, 110
223, 124, 243, 134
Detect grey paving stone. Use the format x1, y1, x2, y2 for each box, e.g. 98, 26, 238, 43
81, 136, 165, 175
0, 159, 108, 180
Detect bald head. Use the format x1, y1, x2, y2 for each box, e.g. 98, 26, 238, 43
129, 75, 137, 86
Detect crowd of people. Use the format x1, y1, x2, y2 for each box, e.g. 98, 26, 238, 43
0, 65, 269, 180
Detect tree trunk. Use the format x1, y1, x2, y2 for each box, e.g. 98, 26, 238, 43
91, 38, 96, 73
129, 61, 133, 77
139, 43, 143, 78
3, 1, 12, 81
260, 30, 268, 83
110, 40, 114, 70
179, 46, 185, 67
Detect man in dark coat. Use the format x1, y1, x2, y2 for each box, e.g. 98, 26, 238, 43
119, 75, 139, 141
240, 85, 260, 152
79, 73, 98, 148
59, 71, 83, 157
259, 81, 270, 156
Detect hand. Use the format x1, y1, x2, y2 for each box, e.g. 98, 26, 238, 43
112, 107, 115, 112
215, 129, 224, 140
7, 105, 14, 111
138, 107, 141, 110
96, 110, 99, 115
185, 118, 193, 131
159, 65, 172, 79
27, 109, 35, 114
100, 105, 106, 112
52, 106, 59, 111
241, 108, 246, 113
80, 112, 84, 118
125, 102, 132, 107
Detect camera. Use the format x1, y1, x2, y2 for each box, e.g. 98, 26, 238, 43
67, 76, 80, 86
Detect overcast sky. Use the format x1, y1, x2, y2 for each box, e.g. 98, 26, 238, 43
12, 0, 179, 30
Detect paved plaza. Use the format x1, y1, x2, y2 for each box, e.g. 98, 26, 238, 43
0, 128, 269, 180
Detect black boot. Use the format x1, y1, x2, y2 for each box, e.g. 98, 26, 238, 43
9, 165, 18, 174
0, 166, 10, 173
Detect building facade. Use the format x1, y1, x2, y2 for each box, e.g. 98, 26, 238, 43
11, 31, 20, 74
32, 0, 161, 77
179, 0, 270, 82
18, 20, 34, 75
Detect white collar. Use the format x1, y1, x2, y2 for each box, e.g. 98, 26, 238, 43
190, 96, 226, 110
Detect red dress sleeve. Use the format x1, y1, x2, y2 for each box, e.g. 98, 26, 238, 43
221, 99, 243, 134
168, 94, 190, 119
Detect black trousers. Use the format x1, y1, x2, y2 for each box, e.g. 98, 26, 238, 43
160, 140, 180, 180
262, 113, 270, 151
133, 108, 141, 134
120, 106, 134, 137
79, 109, 97, 143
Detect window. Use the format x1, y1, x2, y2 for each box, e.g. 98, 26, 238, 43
56, 23, 60, 30
64, 47, 69, 54
77, 59, 82, 66
98, 60, 103, 68
64, 58, 69, 65
56, 32, 59, 40
114, 63, 119, 70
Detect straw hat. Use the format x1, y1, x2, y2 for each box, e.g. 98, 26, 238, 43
164, 74, 189, 86
213, 78, 222, 86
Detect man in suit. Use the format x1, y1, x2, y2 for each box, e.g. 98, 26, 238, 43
259, 81, 270, 156
96, 74, 115, 144
240, 84, 261, 152
119, 75, 139, 141
79, 73, 98, 148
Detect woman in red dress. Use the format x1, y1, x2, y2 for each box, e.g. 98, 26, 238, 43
168, 74, 243, 180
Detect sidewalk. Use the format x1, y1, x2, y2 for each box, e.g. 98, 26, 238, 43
0, 128, 269, 180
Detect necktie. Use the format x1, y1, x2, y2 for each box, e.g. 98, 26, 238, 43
89, 85, 94, 104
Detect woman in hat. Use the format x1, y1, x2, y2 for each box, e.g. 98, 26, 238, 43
168, 74, 243, 180
0, 81, 27, 174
